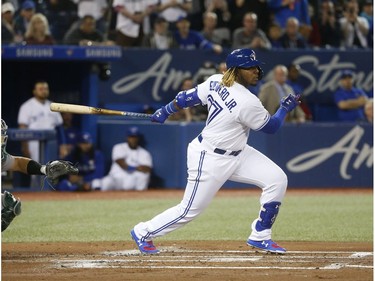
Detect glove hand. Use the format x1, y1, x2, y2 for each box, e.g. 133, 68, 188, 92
151, 107, 169, 123
280, 93, 301, 112
46, 160, 79, 185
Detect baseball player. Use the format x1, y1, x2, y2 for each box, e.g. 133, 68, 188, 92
1, 119, 78, 231
18, 80, 64, 162
92, 127, 153, 191
130, 48, 300, 254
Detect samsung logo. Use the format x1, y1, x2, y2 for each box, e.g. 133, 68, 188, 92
85, 48, 122, 58
16, 48, 53, 57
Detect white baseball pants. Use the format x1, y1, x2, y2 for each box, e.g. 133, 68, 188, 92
134, 136, 287, 241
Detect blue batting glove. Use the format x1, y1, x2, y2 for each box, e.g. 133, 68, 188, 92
280, 93, 301, 112
151, 107, 169, 123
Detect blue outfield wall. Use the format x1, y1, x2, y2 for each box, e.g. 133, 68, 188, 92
98, 120, 373, 189
2, 47, 373, 189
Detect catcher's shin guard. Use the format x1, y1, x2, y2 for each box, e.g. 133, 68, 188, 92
255, 201, 281, 231
1, 191, 22, 232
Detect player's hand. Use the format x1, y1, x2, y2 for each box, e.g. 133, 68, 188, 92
151, 107, 169, 123
280, 93, 301, 112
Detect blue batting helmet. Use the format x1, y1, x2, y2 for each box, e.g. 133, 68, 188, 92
226, 49, 264, 69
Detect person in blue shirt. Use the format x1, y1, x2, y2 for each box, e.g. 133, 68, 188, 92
56, 132, 105, 191
173, 16, 223, 54
268, 0, 311, 29
57, 112, 81, 158
334, 70, 368, 122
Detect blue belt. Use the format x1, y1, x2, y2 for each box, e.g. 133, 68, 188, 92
198, 134, 241, 156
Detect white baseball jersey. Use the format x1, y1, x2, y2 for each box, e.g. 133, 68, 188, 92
109, 142, 152, 175
18, 97, 63, 161
158, 0, 192, 22
197, 74, 270, 151
113, 0, 157, 37
95, 142, 153, 191
73, 0, 108, 20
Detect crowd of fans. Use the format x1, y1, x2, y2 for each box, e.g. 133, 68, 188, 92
1, 0, 373, 50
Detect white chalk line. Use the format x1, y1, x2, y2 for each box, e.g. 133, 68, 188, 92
48, 249, 373, 271
54, 262, 373, 270
102, 248, 374, 256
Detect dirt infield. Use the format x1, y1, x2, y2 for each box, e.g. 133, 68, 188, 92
2, 241, 373, 281
2, 189, 373, 281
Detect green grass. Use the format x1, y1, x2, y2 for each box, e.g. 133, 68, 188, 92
2, 193, 373, 243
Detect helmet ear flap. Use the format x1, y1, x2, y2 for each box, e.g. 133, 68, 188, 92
257, 66, 264, 80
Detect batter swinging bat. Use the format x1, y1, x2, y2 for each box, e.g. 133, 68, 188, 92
50, 103, 152, 119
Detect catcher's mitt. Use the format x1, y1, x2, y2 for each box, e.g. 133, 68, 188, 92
45, 160, 79, 185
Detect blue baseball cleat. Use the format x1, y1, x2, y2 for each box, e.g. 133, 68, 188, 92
130, 229, 160, 254
247, 239, 286, 254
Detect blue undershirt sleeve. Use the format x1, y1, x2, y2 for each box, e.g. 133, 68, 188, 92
260, 107, 288, 134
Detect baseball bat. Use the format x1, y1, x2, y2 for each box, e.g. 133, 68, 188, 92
50, 103, 152, 119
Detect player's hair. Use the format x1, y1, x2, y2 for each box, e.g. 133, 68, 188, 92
221, 68, 237, 87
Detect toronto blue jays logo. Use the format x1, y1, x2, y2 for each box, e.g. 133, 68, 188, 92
250, 51, 256, 61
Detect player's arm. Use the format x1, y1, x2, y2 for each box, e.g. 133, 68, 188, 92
260, 94, 301, 134
151, 88, 202, 123
9, 156, 78, 185
337, 95, 367, 110
10, 156, 46, 175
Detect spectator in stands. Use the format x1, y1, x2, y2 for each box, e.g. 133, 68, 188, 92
45, 0, 77, 43
334, 70, 368, 122
174, 16, 222, 54
72, 0, 108, 34
339, 0, 369, 49
364, 98, 373, 123
58, 112, 80, 159
232, 12, 271, 50
24, 13, 55, 45
17, 80, 63, 186
228, 0, 269, 33
156, 0, 192, 31
258, 65, 306, 123
113, 0, 156, 47
204, 0, 231, 29
63, 15, 114, 46
92, 127, 153, 191
360, 0, 373, 48
267, 22, 283, 49
14, 0, 36, 41
286, 63, 312, 120
187, 0, 205, 31
56, 132, 105, 191
200, 11, 230, 47
319, 0, 342, 48
268, 0, 311, 30
142, 16, 177, 49
1, 2, 20, 45
279, 17, 308, 49
303, 3, 321, 48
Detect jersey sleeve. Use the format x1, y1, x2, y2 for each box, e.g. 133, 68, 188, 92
54, 112, 63, 126
112, 144, 126, 161
1, 152, 15, 171
17, 103, 30, 126
140, 150, 153, 167
238, 98, 271, 131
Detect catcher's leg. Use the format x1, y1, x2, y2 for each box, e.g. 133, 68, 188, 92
2, 191, 22, 232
